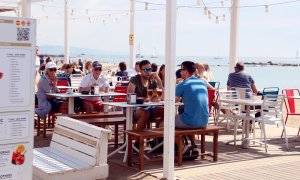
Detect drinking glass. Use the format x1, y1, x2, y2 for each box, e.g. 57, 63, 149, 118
156, 89, 163, 98
147, 89, 153, 98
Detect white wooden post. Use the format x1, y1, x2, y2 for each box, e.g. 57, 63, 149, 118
21, 0, 31, 18
129, 0, 136, 68
229, 0, 240, 72
163, 0, 177, 179
64, 0, 70, 63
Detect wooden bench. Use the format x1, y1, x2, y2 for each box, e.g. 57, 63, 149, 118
60, 113, 126, 148
124, 125, 223, 171
33, 116, 111, 180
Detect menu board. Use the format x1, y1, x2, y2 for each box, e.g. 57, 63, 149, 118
0, 49, 31, 108
0, 16, 35, 180
0, 114, 30, 141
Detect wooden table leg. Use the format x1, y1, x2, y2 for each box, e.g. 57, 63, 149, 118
127, 135, 133, 167
201, 134, 205, 159
114, 124, 118, 148
213, 131, 218, 162
139, 137, 144, 171
177, 135, 183, 166
43, 118, 46, 138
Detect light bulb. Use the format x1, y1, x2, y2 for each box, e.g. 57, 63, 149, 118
71, 9, 74, 16
265, 5, 269, 13
145, 2, 148, 10
222, 14, 225, 21
204, 7, 208, 15
215, 16, 219, 24
208, 10, 211, 19
197, 0, 201, 6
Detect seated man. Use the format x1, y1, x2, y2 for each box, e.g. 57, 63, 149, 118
227, 61, 259, 98
127, 60, 164, 146
36, 62, 67, 118
175, 61, 209, 155
79, 61, 109, 113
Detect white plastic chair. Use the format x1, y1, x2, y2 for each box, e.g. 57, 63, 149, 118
217, 90, 241, 132
230, 87, 256, 144
70, 74, 83, 90
241, 94, 288, 152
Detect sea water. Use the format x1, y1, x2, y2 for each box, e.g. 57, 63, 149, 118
71, 55, 300, 90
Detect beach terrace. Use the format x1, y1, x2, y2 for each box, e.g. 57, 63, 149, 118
34, 114, 300, 180
1, 0, 300, 180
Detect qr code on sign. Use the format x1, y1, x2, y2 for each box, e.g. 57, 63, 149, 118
17, 27, 30, 41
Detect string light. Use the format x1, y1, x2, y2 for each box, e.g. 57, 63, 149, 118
265, 5, 269, 13
32, 0, 300, 25
204, 7, 208, 15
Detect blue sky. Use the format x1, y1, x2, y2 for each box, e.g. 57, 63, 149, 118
1, 0, 300, 57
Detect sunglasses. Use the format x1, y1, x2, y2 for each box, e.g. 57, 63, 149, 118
94, 68, 102, 71
142, 68, 152, 73
48, 68, 57, 72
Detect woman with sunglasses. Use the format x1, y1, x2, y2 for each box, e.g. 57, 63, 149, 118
35, 62, 66, 118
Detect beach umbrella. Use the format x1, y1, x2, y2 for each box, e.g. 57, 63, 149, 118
163, 0, 177, 179
229, 0, 240, 72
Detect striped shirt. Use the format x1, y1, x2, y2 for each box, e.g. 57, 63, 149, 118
227, 71, 255, 98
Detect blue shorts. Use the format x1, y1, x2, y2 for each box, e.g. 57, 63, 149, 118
175, 114, 206, 129
123, 106, 157, 122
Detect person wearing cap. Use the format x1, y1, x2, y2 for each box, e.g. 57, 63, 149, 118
227, 61, 259, 98
79, 61, 110, 113
35, 62, 66, 118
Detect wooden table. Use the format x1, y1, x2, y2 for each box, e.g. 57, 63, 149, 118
102, 101, 165, 162
47, 92, 126, 113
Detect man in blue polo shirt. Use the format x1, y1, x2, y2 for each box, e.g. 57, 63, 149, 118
175, 61, 209, 155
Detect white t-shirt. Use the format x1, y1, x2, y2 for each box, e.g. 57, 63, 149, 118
79, 73, 110, 101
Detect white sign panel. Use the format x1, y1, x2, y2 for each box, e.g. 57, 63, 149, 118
0, 16, 36, 180
0, 49, 31, 107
